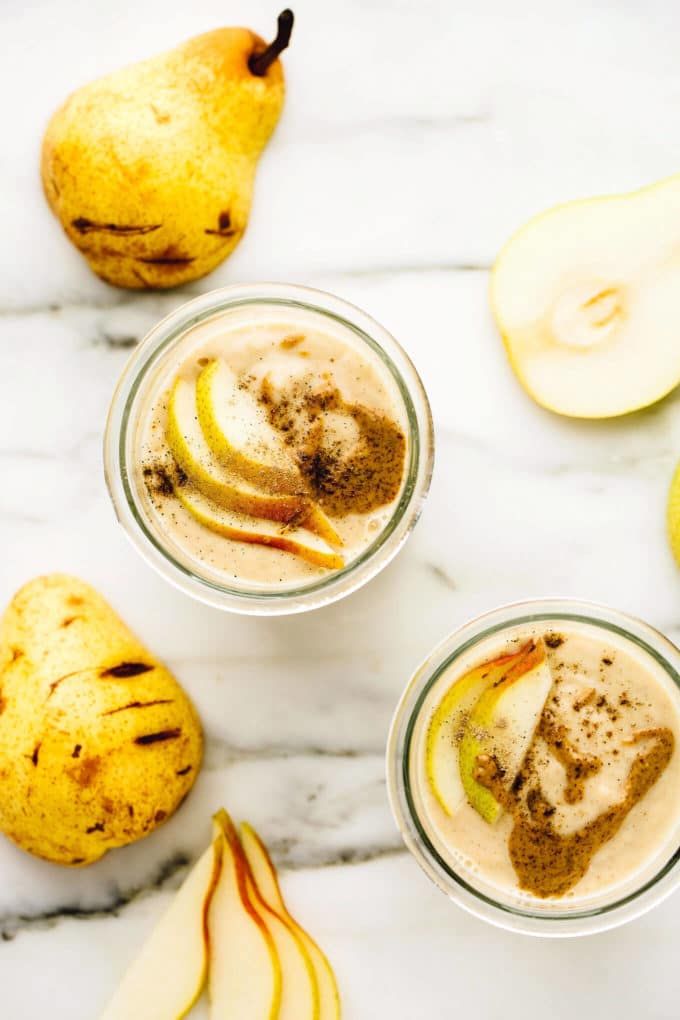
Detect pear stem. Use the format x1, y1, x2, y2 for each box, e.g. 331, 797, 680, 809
248, 9, 294, 76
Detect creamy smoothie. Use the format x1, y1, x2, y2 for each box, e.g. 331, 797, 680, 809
409, 621, 680, 908
132, 304, 409, 590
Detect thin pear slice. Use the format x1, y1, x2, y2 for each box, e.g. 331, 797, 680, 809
490, 176, 680, 418
210, 811, 281, 1020
196, 359, 302, 493
241, 823, 341, 1020
227, 824, 320, 1020
459, 639, 554, 824
100, 838, 222, 1020
426, 644, 534, 817
167, 376, 341, 546
177, 487, 344, 571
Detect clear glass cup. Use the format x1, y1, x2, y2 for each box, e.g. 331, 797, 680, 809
104, 283, 434, 615
386, 599, 680, 936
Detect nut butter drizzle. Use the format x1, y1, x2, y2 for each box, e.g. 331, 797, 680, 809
480, 726, 675, 898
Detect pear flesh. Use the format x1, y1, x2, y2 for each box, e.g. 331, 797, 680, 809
176, 487, 344, 572
458, 640, 554, 824
41, 20, 291, 289
101, 813, 341, 1020
426, 646, 534, 818
168, 376, 311, 526
196, 359, 301, 493
210, 811, 282, 1020
100, 839, 222, 1020
491, 176, 680, 417
240, 823, 341, 1020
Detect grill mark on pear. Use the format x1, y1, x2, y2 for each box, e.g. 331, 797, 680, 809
102, 698, 173, 717
47, 660, 157, 698
71, 218, 162, 236
135, 255, 195, 266
100, 662, 153, 679
134, 728, 182, 746
205, 212, 237, 237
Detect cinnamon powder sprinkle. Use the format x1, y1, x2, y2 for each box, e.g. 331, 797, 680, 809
480, 727, 674, 898
260, 381, 406, 517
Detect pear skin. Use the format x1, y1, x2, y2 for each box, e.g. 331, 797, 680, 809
425, 646, 533, 818
0, 574, 202, 865
41, 13, 294, 289
458, 640, 553, 824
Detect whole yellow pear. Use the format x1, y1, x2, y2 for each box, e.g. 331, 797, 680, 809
41, 12, 293, 289
0, 575, 202, 865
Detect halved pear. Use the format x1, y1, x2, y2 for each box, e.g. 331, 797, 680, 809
100, 837, 222, 1020
425, 644, 534, 817
167, 376, 341, 546
241, 823, 341, 1020
177, 487, 344, 572
491, 176, 680, 418
459, 639, 554, 824
196, 359, 302, 493
210, 810, 281, 1020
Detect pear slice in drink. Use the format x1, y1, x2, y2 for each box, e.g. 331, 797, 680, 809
177, 487, 344, 571
426, 644, 535, 818
196, 358, 302, 493
167, 375, 340, 545
459, 639, 554, 824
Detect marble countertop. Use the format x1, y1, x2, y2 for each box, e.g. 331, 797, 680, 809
2, 0, 680, 1016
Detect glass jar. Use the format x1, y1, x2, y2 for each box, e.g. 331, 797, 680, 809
386, 599, 680, 936
104, 283, 434, 615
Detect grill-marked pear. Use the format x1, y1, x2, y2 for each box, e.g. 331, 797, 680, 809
41, 11, 294, 290
0, 575, 202, 865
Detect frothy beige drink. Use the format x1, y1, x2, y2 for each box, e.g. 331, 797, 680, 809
132, 305, 409, 590
411, 621, 680, 905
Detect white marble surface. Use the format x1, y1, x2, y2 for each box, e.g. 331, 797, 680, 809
1, 0, 680, 1016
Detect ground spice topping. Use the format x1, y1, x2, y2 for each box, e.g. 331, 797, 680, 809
480, 727, 675, 898
259, 378, 406, 517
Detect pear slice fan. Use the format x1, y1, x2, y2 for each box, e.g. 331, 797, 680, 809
165, 366, 343, 564
458, 639, 554, 824
425, 643, 537, 819
100, 810, 341, 1020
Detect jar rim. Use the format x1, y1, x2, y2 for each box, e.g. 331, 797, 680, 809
386, 597, 680, 936
104, 283, 434, 615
